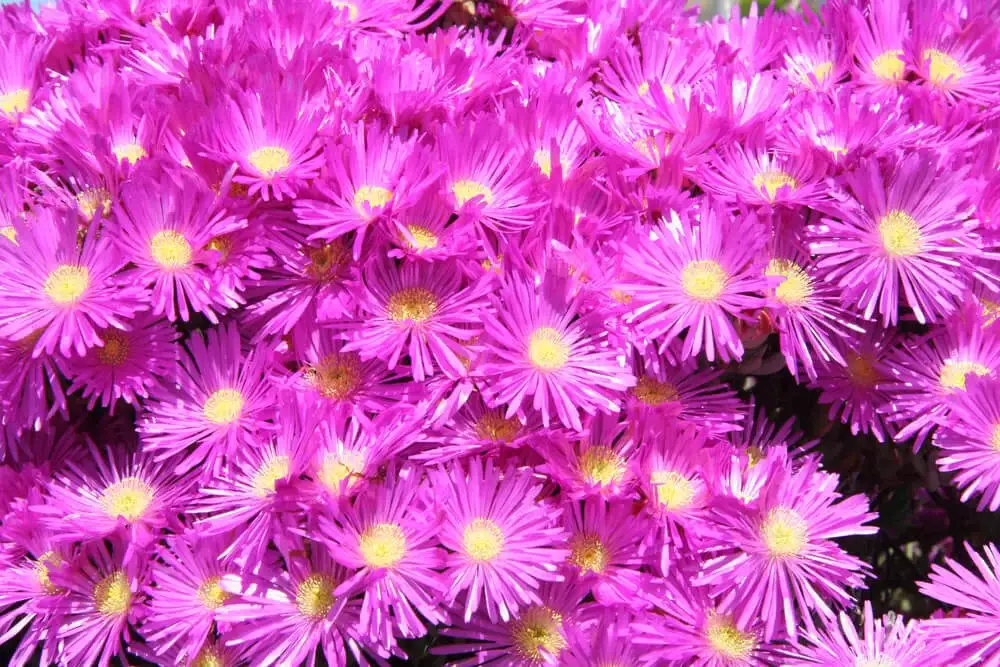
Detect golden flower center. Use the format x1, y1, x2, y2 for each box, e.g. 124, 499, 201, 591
353, 185, 394, 216
192, 645, 226, 667
511, 606, 567, 661
96, 331, 130, 367
387, 287, 438, 322
463, 518, 505, 562
452, 179, 495, 206
403, 224, 439, 251
752, 169, 798, 200
44, 264, 90, 304
330, 0, 359, 19
634, 376, 680, 406
306, 353, 362, 400
532, 148, 572, 178
251, 455, 291, 496
113, 142, 147, 164
150, 230, 193, 269
359, 523, 407, 569
924, 48, 964, 83
0, 88, 30, 116
248, 146, 290, 176
810, 61, 834, 84
295, 573, 337, 619
766, 258, 813, 306
846, 353, 880, 388
939, 359, 990, 391
991, 424, 1000, 453
681, 260, 727, 301
568, 534, 609, 574
705, 612, 756, 660
306, 241, 349, 282
318, 450, 366, 495
76, 188, 112, 221
0, 226, 15, 243
100, 476, 154, 521
578, 446, 626, 487
203, 388, 245, 425
94, 570, 131, 616
651, 470, 696, 511
475, 412, 521, 442
879, 210, 923, 257
872, 50, 905, 81
33, 551, 63, 595
197, 576, 230, 610
206, 235, 233, 261
528, 327, 570, 371
761, 507, 809, 558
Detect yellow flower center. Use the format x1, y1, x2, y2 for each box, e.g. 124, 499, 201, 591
924, 48, 964, 83
150, 230, 192, 269
872, 49, 905, 81
980, 297, 1000, 325
511, 606, 567, 661
681, 259, 727, 301
295, 573, 337, 619
532, 148, 571, 178
451, 179, 495, 206
94, 570, 131, 616
634, 376, 680, 406
248, 146, 290, 176
318, 450, 366, 495
353, 185, 394, 216
705, 612, 756, 660
403, 224, 439, 251
100, 476, 154, 521
462, 518, 505, 562
846, 353, 880, 388
752, 169, 798, 200
528, 327, 570, 371
112, 142, 147, 164
43, 264, 90, 304
33, 552, 63, 595
651, 470, 696, 511
856, 659, 898, 667
761, 507, 809, 558
0, 225, 15, 244
475, 412, 521, 442
306, 241, 349, 282
810, 61, 834, 84
251, 455, 291, 496
766, 258, 813, 306
197, 576, 230, 610
96, 331, 130, 366
203, 388, 245, 425
939, 359, 990, 391
192, 645, 226, 667
0, 88, 30, 116
568, 534, 609, 574
359, 523, 407, 569
206, 235, 233, 261
878, 210, 923, 257
330, 0, 359, 19
578, 446, 626, 487
76, 188, 112, 221
387, 287, 438, 322
305, 353, 362, 400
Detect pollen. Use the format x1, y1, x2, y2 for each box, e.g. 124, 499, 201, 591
93, 570, 131, 616
872, 49, 905, 81
511, 606, 567, 662
475, 412, 521, 442
924, 48, 965, 84
766, 258, 813, 307
318, 450, 365, 495
878, 210, 923, 258
193, 645, 226, 667
96, 331, 130, 367
532, 148, 571, 178
846, 353, 880, 388
387, 287, 438, 322
403, 224, 439, 251
99, 476, 154, 521
112, 142, 148, 165
248, 146, 290, 176
353, 185, 394, 216
855, 659, 898, 667
528, 327, 570, 371
451, 179, 495, 206
810, 61, 834, 84
203, 388, 245, 425
306, 241, 349, 282
43, 264, 90, 304
939, 359, 991, 391
0, 88, 30, 116
0, 226, 15, 243
295, 573, 337, 619
251, 455, 291, 496
637, 81, 650, 97
991, 425, 1000, 453
206, 235, 233, 261
76, 188, 112, 221
463, 518, 505, 562
761, 507, 809, 558
634, 376, 680, 406
752, 169, 798, 200
306, 353, 362, 401
651, 470, 696, 511
359, 523, 407, 569
568, 534, 609, 574
33, 551, 63, 595
705, 612, 756, 660
681, 259, 727, 302
578, 446, 626, 487
330, 0, 359, 19
197, 576, 230, 610
149, 229, 193, 269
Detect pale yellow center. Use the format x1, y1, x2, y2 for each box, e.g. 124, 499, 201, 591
403, 224, 439, 251
761, 507, 809, 558
100, 477, 154, 521
940, 359, 990, 391
248, 146, 290, 176
305, 353, 362, 400
43, 265, 90, 304
197, 576, 230, 610
318, 450, 365, 495
359, 523, 407, 568
149, 230, 193, 269
475, 412, 521, 442
33, 552, 63, 595
452, 179, 494, 206
0, 226, 15, 243
651, 470, 696, 511
203, 389, 245, 425
924, 48, 964, 83
76, 188, 111, 221
528, 327, 570, 371
878, 210, 923, 257
96, 331, 129, 366
810, 61, 833, 84
94, 570, 131, 616
511, 606, 567, 661
634, 376, 680, 406
206, 235, 233, 261
532, 148, 571, 178
192, 645, 226, 667
752, 169, 798, 200
387, 287, 437, 322
766, 258, 813, 306
251, 455, 290, 496
706, 613, 756, 660
578, 446, 626, 487
353, 185, 393, 216
569, 534, 609, 574
462, 518, 505, 562
856, 658, 899, 667
306, 242, 349, 282
872, 50, 905, 81
681, 260, 727, 301
846, 353, 880, 388
330, 0, 359, 19
295, 573, 337, 619
0, 88, 30, 116
113, 142, 147, 164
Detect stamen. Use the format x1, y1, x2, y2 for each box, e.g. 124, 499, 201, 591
528, 327, 570, 371
463, 518, 505, 562
203, 388, 245, 425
